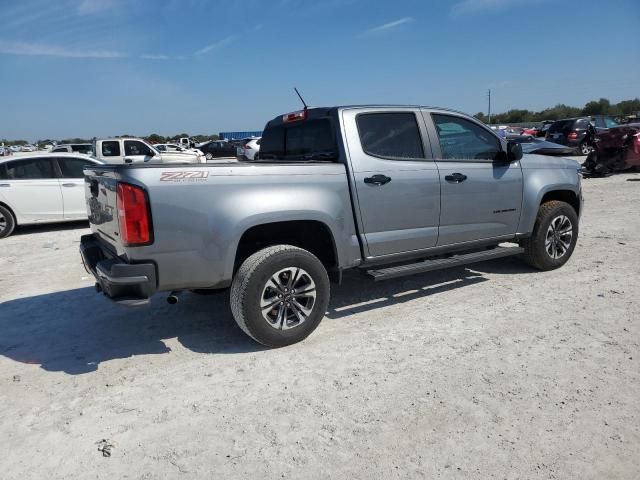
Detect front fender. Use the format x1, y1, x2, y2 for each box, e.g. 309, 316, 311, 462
518, 166, 581, 235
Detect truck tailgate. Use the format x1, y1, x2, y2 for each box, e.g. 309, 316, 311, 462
83, 167, 122, 253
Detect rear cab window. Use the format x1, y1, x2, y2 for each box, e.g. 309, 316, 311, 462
259, 109, 338, 161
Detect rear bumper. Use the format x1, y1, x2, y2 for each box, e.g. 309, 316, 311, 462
80, 234, 157, 306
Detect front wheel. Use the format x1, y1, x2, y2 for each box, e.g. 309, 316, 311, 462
205, 152, 213, 160
520, 200, 579, 270
230, 245, 330, 347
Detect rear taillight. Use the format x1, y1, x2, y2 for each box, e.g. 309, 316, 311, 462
117, 182, 152, 246
568, 131, 578, 140
634, 133, 640, 154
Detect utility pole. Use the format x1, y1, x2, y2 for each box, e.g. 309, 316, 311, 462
487, 88, 492, 125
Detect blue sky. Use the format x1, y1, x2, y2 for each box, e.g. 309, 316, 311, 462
1, 0, 639, 140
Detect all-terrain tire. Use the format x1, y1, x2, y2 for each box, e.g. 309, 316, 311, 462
520, 200, 579, 271
0, 204, 16, 239
230, 245, 330, 347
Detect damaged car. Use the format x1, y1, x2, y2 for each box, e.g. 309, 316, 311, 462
582, 123, 640, 176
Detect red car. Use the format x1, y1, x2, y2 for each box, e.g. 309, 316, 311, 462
597, 123, 640, 168
583, 122, 640, 175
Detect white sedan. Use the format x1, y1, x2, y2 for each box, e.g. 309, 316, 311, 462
0, 153, 102, 238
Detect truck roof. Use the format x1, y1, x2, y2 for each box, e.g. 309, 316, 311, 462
265, 105, 472, 126
95, 137, 148, 141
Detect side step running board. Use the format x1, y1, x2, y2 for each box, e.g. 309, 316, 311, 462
366, 246, 524, 281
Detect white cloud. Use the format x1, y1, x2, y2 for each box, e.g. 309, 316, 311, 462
0, 40, 124, 58
77, 0, 119, 15
452, 0, 529, 16
140, 54, 170, 60
366, 17, 414, 34
194, 36, 234, 56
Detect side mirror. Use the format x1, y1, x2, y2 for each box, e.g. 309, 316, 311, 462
507, 141, 523, 161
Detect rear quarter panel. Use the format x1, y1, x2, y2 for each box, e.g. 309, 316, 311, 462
119, 163, 360, 290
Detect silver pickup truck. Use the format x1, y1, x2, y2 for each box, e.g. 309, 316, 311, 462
80, 105, 583, 347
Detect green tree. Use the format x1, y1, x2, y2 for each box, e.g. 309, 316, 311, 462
474, 112, 487, 123
582, 98, 611, 116
146, 133, 166, 144
614, 98, 640, 115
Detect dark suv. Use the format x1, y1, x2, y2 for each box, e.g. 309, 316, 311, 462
546, 117, 593, 155
198, 140, 237, 160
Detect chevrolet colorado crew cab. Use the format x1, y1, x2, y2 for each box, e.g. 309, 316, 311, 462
80, 105, 583, 347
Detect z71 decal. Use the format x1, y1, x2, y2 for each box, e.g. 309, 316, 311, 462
160, 171, 209, 182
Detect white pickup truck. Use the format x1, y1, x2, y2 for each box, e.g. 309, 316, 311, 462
92, 138, 205, 164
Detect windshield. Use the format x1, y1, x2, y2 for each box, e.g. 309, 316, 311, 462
604, 117, 619, 128
259, 118, 338, 161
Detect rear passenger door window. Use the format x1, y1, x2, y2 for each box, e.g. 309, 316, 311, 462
102, 141, 121, 157
431, 114, 501, 161
356, 112, 425, 160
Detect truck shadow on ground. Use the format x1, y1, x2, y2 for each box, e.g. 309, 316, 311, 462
0, 258, 535, 375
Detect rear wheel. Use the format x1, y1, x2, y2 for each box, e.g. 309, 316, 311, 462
520, 200, 579, 270
0, 205, 16, 239
230, 245, 330, 347
205, 152, 213, 160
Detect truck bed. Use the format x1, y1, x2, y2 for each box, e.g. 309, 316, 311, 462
83, 161, 362, 292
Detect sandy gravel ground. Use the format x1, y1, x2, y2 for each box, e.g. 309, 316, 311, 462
1, 171, 639, 479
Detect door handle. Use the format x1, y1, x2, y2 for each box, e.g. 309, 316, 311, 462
62, 183, 77, 187
444, 173, 467, 183
364, 174, 392, 186
0, 183, 10, 187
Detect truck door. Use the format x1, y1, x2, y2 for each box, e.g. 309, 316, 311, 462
341, 108, 440, 258
424, 111, 523, 246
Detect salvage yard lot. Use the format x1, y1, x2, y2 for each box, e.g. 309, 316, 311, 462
1, 172, 639, 479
